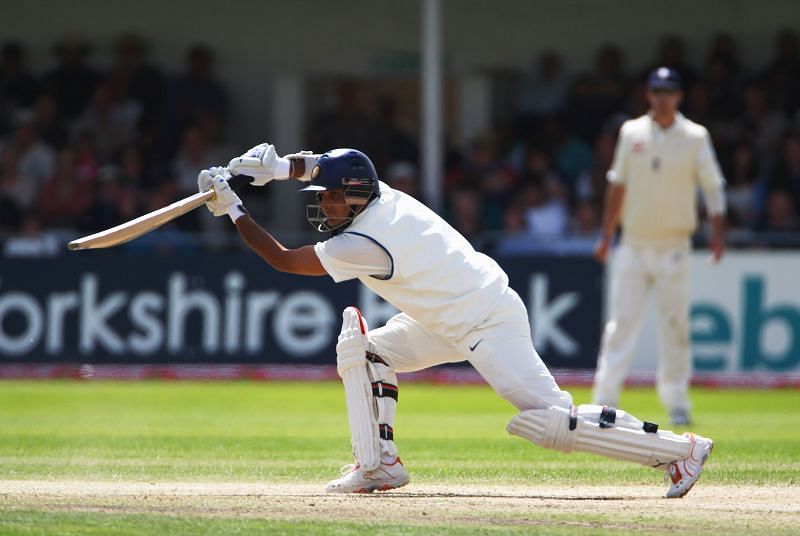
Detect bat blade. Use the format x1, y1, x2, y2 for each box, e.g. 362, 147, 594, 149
67, 189, 215, 251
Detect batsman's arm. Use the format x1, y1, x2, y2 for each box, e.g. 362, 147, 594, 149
234, 214, 328, 276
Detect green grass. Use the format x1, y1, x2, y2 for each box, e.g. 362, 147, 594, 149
0, 380, 798, 534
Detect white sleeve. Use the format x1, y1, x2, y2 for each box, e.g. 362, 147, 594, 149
314, 233, 393, 283
607, 124, 630, 185
696, 130, 726, 216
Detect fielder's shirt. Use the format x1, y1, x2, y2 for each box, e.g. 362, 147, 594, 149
608, 112, 726, 247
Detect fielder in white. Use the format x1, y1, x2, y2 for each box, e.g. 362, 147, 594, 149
196, 142, 713, 497
593, 68, 726, 426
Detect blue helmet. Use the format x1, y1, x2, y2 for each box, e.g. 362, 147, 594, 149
299, 148, 381, 232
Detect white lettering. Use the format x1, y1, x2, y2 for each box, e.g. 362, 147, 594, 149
167, 274, 220, 353
46, 292, 78, 353
0, 292, 44, 355
129, 292, 165, 354
529, 274, 579, 355
273, 292, 335, 356
80, 274, 126, 354
224, 272, 245, 353
245, 291, 279, 353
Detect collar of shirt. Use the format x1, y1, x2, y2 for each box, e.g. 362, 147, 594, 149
647, 111, 684, 134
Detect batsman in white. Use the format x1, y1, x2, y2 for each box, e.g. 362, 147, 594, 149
593, 67, 727, 426
197, 143, 713, 497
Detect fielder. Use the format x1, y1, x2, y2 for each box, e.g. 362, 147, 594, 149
593, 68, 726, 426
197, 143, 713, 497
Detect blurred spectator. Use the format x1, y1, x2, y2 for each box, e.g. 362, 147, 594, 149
109, 34, 165, 120
164, 44, 228, 155
521, 181, 568, 239
310, 80, 383, 159
43, 37, 100, 119
79, 165, 128, 233
448, 188, 483, 241
0, 110, 56, 209
729, 83, 787, 155
0, 144, 33, 216
37, 148, 93, 228
587, 44, 628, 125
767, 134, 800, 209
385, 160, 419, 198
172, 125, 226, 195
71, 80, 142, 163
516, 50, 570, 136
760, 189, 798, 232
761, 29, 800, 115
724, 142, 761, 229
0, 41, 39, 109
73, 131, 100, 182
545, 116, 593, 190
704, 34, 743, 120
375, 96, 417, 167
32, 93, 68, 148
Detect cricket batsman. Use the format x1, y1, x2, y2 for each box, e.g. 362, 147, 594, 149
196, 144, 713, 497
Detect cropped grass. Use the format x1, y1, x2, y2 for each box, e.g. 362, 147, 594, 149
0, 379, 798, 534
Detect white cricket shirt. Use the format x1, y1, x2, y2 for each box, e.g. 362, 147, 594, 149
608, 113, 726, 247
315, 183, 509, 340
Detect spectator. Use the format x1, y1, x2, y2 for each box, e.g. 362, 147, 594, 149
172, 125, 226, 195
724, 142, 761, 229
71, 80, 142, 163
768, 134, 800, 209
32, 93, 68, 148
448, 188, 483, 241
0, 41, 39, 109
727, 83, 787, 157
43, 37, 100, 119
385, 160, 419, 199
309, 80, 382, 159
79, 165, 126, 233
0, 110, 56, 209
516, 50, 570, 137
164, 44, 228, 155
37, 148, 93, 228
588, 44, 628, 124
760, 189, 798, 233
761, 29, 800, 115
521, 181, 568, 239
109, 34, 165, 121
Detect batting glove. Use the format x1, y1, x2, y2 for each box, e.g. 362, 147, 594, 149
228, 143, 291, 187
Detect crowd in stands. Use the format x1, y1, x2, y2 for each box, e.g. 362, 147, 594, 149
1, 30, 800, 255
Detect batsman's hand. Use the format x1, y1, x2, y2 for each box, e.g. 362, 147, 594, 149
285, 151, 322, 182
197, 166, 230, 194
228, 143, 290, 187
205, 175, 243, 217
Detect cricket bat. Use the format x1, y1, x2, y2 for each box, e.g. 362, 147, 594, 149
67, 189, 215, 251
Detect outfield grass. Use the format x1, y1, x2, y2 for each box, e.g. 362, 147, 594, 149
0, 380, 798, 534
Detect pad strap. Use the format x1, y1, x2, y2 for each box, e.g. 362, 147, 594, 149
372, 381, 398, 401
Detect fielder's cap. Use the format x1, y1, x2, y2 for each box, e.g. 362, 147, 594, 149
648, 67, 682, 91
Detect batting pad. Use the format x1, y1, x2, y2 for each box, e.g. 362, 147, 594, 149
507, 405, 692, 468
337, 308, 381, 471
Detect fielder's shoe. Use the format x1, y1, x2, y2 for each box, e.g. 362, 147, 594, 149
665, 433, 713, 498
325, 457, 410, 494
669, 409, 693, 426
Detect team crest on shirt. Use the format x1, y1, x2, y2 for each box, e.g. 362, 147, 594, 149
632, 140, 646, 153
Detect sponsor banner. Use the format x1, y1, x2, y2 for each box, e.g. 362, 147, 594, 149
628, 252, 800, 374
0, 255, 602, 368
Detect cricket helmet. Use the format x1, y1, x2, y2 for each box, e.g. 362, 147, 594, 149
299, 148, 381, 232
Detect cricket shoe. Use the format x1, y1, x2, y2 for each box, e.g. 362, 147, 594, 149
665, 433, 713, 498
325, 458, 409, 493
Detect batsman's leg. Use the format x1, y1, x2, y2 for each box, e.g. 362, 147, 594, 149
327, 309, 466, 493
508, 404, 713, 498
327, 307, 408, 493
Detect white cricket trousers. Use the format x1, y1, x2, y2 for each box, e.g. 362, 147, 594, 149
593, 243, 692, 412
367, 287, 573, 411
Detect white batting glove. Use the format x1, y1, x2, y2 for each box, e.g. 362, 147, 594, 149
206, 175, 244, 221
285, 151, 322, 182
197, 166, 231, 194
228, 143, 290, 187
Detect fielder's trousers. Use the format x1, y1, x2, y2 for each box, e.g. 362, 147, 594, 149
592, 242, 692, 412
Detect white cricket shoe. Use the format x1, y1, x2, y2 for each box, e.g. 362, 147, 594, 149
665, 433, 713, 498
325, 458, 410, 494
